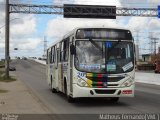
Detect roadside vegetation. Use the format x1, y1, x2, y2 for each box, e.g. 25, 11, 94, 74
0, 61, 5, 66
0, 61, 16, 82
0, 89, 8, 93
0, 60, 16, 93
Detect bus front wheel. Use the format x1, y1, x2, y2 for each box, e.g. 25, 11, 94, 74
109, 97, 119, 103
64, 80, 75, 103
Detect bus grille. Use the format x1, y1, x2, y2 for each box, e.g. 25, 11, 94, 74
94, 89, 116, 94
86, 73, 124, 88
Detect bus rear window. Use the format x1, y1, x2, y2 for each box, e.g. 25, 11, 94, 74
76, 28, 132, 40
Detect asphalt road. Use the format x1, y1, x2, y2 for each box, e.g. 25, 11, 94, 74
11, 60, 160, 114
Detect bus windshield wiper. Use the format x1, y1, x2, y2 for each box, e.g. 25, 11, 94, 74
89, 38, 103, 52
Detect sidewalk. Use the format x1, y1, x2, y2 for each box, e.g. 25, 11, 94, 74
135, 72, 160, 85
0, 79, 50, 114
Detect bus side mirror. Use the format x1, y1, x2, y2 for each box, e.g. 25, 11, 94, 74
70, 44, 76, 55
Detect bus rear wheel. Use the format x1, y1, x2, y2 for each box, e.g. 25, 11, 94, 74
51, 79, 57, 93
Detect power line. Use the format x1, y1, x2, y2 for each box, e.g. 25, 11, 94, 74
43, 36, 47, 59
149, 32, 160, 55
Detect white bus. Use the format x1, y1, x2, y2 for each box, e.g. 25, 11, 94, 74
47, 27, 135, 102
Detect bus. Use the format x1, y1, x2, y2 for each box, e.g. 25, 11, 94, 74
46, 27, 135, 102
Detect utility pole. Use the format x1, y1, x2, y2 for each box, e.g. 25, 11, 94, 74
43, 36, 47, 59
153, 38, 159, 55
149, 32, 159, 55
5, 0, 10, 78
149, 32, 153, 54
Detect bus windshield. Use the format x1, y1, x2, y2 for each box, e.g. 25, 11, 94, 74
75, 40, 134, 74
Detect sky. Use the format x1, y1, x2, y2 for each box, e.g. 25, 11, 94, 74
0, 0, 160, 59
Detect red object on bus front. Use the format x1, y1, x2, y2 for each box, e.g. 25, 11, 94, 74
155, 60, 160, 73
122, 90, 132, 94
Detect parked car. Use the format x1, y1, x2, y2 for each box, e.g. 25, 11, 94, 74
22, 57, 27, 60
38, 57, 42, 60
32, 57, 37, 59
9, 66, 16, 71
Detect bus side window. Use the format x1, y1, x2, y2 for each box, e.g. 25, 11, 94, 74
57, 49, 60, 63
60, 39, 69, 62
51, 46, 55, 63
54, 45, 56, 63
48, 51, 52, 64
60, 42, 63, 62
63, 38, 69, 61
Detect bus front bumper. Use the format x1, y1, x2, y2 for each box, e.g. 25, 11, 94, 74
72, 84, 134, 98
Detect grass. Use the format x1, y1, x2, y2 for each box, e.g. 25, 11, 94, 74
0, 75, 16, 82
0, 68, 16, 82
0, 89, 8, 93
0, 61, 4, 66
0, 70, 5, 75
0, 61, 15, 93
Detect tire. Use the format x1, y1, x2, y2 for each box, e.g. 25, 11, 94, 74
67, 96, 75, 103
51, 77, 57, 93
109, 97, 119, 103
64, 80, 75, 103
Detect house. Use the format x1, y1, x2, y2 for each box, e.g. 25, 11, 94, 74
142, 54, 152, 62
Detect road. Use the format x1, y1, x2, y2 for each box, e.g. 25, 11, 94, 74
11, 60, 160, 114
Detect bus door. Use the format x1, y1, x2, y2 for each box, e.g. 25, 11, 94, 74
57, 48, 63, 92
51, 46, 58, 89
69, 36, 74, 94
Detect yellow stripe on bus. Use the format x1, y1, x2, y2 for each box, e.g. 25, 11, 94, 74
87, 79, 92, 88
86, 73, 93, 77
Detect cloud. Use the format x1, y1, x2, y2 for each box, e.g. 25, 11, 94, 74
148, 19, 160, 30
125, 17, 149, 31
148, 0, 160, 7
53, 0, 121, 6
46, 17, 123, 39
0, 0, 4, 2
53, 0, 74, 5
0, 43, 4, 48
0, 0, 39, 57
10, 14, 37, 38
0, 1, 5, 27
119, 0, 147, 7
11, 38, 42, 50
48, 0, 122, 39
74, 0, 121, 6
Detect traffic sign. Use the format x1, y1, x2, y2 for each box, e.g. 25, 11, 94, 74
64, 4, 116, 19
158, 5, 160, 18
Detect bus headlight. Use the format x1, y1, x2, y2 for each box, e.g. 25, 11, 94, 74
77, 78, 88, 87
121, 78, 134, 87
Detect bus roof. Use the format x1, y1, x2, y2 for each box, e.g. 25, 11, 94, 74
47, 27, 131, 50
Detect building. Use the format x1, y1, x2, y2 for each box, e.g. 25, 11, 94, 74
142, 54, 152, 62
